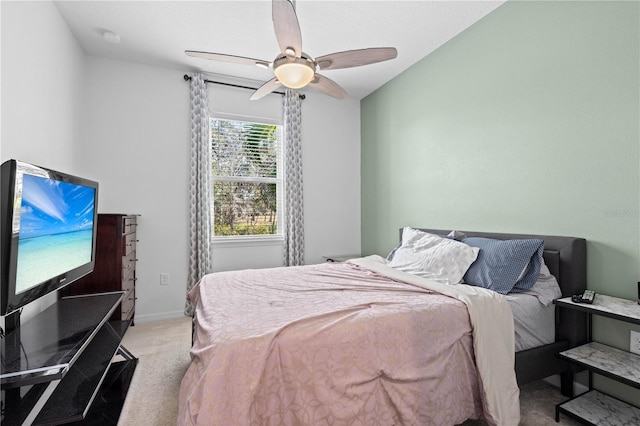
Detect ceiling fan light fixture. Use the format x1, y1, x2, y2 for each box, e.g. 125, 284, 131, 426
187, 0, 397, 100
273, 56, 315, 89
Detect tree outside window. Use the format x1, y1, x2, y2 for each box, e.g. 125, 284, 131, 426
211, 118, 283, 238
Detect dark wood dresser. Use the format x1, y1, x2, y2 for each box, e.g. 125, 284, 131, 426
63, 213, 138, 322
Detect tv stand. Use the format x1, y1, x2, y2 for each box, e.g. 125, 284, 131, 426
1, 292, 138, 425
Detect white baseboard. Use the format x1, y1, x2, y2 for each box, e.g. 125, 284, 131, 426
133, 310, 188, 323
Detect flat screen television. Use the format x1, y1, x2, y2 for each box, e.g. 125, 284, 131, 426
1, 159, 99, 317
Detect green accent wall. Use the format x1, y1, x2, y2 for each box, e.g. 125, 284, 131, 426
361, 0, 639, 403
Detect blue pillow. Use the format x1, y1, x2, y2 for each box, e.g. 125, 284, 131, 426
511, 242, 544, 293
462, 237, 544, 295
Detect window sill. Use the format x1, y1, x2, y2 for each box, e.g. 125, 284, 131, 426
212, 236, 284, 248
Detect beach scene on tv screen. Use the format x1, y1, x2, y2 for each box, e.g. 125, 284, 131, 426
15, 174, 95, 294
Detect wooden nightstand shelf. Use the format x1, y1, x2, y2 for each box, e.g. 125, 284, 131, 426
553, 294, 640, 424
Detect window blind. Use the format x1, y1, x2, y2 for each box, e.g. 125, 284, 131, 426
210, 118, 283, 237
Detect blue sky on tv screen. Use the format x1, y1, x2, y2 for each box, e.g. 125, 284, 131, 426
19, 174, 95, 239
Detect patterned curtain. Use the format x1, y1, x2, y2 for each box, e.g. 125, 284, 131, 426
283, 89, 305, 266
185, 74, 213, 316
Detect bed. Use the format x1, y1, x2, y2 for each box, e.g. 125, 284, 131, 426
412, 229, 587, 396
177, 229, 587, 426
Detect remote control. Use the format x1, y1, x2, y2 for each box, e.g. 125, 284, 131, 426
571, 290, 596, 304
581, 290, 596, 304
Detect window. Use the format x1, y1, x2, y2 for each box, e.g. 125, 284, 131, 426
210, 116, 283, 239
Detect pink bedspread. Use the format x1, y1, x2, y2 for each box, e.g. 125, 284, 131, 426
178, 262, 485, 425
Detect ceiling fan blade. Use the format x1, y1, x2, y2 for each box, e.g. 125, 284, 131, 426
315, 47, 398, 71
185, 50, 270, 68
272, 0, 302, 57
308, 74, 348, 100
250, 78, 281, 101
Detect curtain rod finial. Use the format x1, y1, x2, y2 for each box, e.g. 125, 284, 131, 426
183, 74, 191, 81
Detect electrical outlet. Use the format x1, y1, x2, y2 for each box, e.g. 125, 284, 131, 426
631, 330, 640, 355
160, 273, 170, 286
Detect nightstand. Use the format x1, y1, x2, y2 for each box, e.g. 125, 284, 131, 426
322, 254, 361, 262
553, 294, 640, 424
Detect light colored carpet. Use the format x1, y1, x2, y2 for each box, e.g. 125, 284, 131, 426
117, 316, 192, 426
115, 316, 581, 426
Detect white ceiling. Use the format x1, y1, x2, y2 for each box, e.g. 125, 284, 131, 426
54, 1, 505, 100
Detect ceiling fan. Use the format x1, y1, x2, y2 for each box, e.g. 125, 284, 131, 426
185, 0, 397, 100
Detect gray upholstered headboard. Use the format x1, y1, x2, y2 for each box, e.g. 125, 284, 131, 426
406, 228, 587, 298
401, 228, 588, 391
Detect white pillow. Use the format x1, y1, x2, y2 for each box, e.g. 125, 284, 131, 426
388, 227, 479, 285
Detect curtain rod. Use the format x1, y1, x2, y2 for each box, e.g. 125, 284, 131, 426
183, 75, 305, 100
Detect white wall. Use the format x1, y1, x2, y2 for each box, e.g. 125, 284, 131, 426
1, 0, 87, 322
1, 1, 362, 324
82, 58, 362, 322
1, 0, 86, 171
300, 91, 361, 264
81, 57, 191, 322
